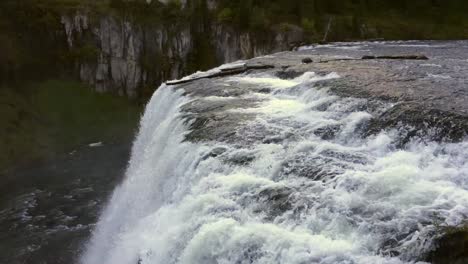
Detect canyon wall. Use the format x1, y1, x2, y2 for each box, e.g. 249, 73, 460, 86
61, 11, 303, 98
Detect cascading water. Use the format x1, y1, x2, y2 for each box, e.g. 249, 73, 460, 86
80, 60, 468, 264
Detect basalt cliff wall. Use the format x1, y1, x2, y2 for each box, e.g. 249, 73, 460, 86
61, 11, 303, 98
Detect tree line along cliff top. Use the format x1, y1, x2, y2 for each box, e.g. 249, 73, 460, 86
3, 0, 468, 37
1, 0, 468, 87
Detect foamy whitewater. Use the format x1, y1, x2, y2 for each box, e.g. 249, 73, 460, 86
80, 67, 468, 264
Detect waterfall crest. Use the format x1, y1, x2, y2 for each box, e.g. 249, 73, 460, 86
81, 60, 468, 264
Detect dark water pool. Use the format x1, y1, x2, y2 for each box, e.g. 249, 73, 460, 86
0, 141, 132, 264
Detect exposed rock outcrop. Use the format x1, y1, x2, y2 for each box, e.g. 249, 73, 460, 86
61, 11, 303, 98
171, 41, 468, 146
61, 12, 192, 97
428, 227, 468, 264
362, 55, 429, 60
166, 62, 274, 85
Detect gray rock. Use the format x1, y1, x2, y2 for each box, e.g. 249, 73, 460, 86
302, 57, 313, 64
61, 11, 297, 97
427, 227, 468, 264
362, 55, 429, 60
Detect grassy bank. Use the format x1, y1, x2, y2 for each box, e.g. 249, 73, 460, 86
0, 80, 142, 172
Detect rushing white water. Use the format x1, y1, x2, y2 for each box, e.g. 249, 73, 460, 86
81, 69, 468, 264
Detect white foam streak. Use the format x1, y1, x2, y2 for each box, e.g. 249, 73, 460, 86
80, 85, 205, 264
229, 72, 339, 89
427, 73, 452, 79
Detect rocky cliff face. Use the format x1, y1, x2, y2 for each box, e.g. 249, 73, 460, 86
61, 12, 303, 98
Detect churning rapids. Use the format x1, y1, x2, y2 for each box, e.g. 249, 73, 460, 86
81, 41, 468, 264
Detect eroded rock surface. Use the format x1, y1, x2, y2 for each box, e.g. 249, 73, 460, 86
173, 41, 468, 145
428, 227, 468, 264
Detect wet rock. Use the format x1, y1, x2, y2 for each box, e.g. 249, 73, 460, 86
361, 55, 376, 60
275, 70, 304, 80
313, 125, 342, 140
254, 187, 293, 219
238, 245, 264, 263
289, 41, 307, 51
428, 227, 468, 264
181, 96, 259, 143
176, 78, 248, 98
362, 55, 429, 60
181, 97, 254, 114
366, 103, 468, 145
202, 147, 227, 160
225, 154, 256, 165
183, 113, 252, 143
317, 58, 358, 64
302, 57, 313, 64
166, 69, 245, 85
257, 88, 271, 94
320, 149, 368, 165
279, 152, 346, 181
245, 62, 275, 70
166, 63, 274, 86
211, 147, 227, 156
262, 136, 285, 144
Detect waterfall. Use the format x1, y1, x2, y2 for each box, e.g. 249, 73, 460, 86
80, 65, 468, 264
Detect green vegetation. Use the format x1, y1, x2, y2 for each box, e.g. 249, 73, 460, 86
0, 80, 142, 172
0, 0, 74, 85
211, 0, 468, 41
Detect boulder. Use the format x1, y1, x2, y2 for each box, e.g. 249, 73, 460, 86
302, 57, 313, 64
428, 227, 468, 264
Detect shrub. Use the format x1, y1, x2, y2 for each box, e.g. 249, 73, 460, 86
249, 7, 270, 31
217, 7, 233, 23
301, 17, 315, 33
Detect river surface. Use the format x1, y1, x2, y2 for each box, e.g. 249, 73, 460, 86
0, 141, 132, 263
1, 41, 468, 264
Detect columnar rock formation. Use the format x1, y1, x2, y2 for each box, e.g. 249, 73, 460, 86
61, 11, 303, 98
